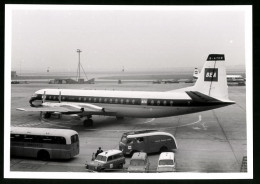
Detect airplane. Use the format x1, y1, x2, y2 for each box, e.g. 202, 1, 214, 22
193, 67, 246, 85
17, 54, 235, 127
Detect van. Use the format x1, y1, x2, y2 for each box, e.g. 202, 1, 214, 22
119, 130, 177, 156
157, 152, 176, 172
127, 152, 150, 173
85, 150, 125, 172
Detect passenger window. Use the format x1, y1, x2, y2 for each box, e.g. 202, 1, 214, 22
107, 156, 112, 161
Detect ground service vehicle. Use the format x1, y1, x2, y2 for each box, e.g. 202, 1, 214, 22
10, 127, 79, 160
127, 152, 150, 173
85, 150, 125, 172
119, 130, 177, 155
157, 152, 176, 172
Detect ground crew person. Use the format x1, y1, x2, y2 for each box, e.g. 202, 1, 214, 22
95, 147, 103, 158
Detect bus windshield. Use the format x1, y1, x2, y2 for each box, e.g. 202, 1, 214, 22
159, 160, 174, 165
71, 134, 79, 143
96, 155, 107, 162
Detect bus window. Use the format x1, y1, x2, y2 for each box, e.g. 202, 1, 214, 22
11, 134, 23, 142
24, 135, 34, 142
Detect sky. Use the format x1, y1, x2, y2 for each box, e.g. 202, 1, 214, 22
9, 6, 248, 73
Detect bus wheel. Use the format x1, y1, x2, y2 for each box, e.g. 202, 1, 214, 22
37, 150, 50, 161
160, 146, 168, 152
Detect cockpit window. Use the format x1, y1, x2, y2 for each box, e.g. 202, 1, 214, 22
31, 93, 38, 98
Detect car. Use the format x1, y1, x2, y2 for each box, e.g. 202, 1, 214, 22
85, 149, 125, 172
157, 152, 176, 172
127, 152, 150, 173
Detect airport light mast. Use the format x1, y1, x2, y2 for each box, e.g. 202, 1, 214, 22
76, 49, 88, 83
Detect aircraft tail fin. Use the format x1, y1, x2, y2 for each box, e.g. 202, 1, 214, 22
192, 54, 231, 102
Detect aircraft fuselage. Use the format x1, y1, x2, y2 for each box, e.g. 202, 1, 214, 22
30, 89, 231, 118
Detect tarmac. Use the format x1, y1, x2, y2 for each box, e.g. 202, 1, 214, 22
9, 82, 247, 174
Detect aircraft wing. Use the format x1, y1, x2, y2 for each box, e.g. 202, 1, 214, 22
16, 102, 105, 114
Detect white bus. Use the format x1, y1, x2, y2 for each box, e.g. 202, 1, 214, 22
10, 127, 79, 160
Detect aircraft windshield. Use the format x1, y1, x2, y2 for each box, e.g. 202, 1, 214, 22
95, 155, 107, 162
130, 160, 145, 166
31, 93, 37, 98
159, 160, 174, 165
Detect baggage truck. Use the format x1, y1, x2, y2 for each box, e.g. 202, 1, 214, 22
119, 130, 177, 156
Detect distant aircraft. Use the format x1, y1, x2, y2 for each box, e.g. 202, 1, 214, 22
193, 67, 246, 85
17, 54, 235, 127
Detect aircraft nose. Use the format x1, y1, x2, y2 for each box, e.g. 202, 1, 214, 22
29, 97, 37, 107
29, 94, 42, 107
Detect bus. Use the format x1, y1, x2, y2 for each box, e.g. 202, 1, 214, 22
10, 127, 79, 160
119, 130, 177, 156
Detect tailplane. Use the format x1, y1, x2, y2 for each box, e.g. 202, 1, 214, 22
193, 68, 199, 79
192, 54, 231, 102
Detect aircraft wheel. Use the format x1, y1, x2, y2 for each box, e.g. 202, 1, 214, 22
116, 116, 124, 120
83, 119, 93, 127
44, 112, 51, 119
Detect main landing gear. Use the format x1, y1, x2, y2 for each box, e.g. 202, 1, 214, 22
83, 115, 93, 127
40, 112, 51, 119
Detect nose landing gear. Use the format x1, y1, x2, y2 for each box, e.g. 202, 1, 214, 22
83, 115, 93, 127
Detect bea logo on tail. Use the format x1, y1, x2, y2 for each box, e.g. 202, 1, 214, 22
204, 68, 218, 81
